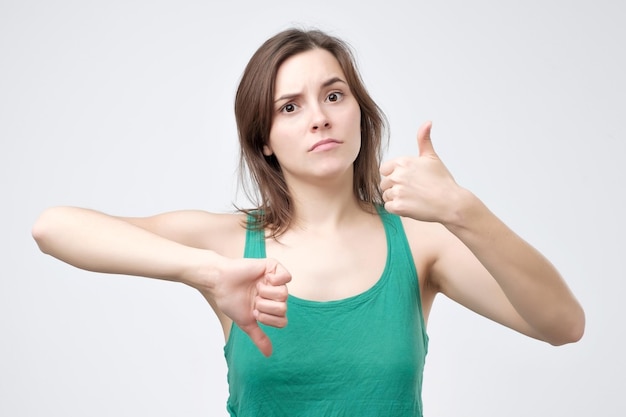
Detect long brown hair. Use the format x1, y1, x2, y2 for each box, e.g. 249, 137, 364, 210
235, 28, 388, 235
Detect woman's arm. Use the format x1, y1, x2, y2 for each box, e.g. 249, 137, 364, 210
381, 122, 585, 345
428, 198, 583, 345
33, 206, 214, 280
32, 206, 290, 356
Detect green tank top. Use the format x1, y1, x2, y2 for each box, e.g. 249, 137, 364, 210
224, 206, 429, 416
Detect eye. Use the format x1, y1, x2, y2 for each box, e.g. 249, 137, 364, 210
280, 103, 297, 113
327, 91, 343, 103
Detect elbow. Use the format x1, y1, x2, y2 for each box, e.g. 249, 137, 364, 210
32, 207, 62, 254
32, 212, 48, 251
548, 306, 586, 346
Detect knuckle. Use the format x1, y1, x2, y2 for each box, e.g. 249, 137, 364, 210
278, 286, 289, 300
276, 303, 287, 315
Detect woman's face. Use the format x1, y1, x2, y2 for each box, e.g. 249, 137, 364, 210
265, 48, 361, 187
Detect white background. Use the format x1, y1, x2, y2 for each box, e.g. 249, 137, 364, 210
1, 0, 624, 416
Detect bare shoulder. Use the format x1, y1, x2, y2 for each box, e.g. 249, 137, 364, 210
400, 214, 490, 293
399, 216, 455, 287
121, 209, 247, 257
398, 216, 455, 321
400, 216, 448, 256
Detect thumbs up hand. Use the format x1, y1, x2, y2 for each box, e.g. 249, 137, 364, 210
380, 121, 462, 223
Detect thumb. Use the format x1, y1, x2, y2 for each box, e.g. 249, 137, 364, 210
417, 121, 435, 157
241, 321, 273, 357
265, 260, 292, 286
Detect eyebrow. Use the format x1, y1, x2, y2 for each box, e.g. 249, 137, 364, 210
274, 77, 347, 103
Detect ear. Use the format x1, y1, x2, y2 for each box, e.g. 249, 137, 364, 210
262, 144, 273, 156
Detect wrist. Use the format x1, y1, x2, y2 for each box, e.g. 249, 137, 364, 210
178, 248, 224, 293
441, 188, 487, 232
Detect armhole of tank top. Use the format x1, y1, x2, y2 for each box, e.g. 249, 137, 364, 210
376, 205, 430, 348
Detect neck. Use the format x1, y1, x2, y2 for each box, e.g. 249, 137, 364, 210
286, 173, 371, 231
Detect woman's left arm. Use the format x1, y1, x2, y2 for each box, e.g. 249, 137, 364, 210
381, 122, 585, 345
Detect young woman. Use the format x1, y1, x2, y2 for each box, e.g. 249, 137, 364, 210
32, 28, 585, 416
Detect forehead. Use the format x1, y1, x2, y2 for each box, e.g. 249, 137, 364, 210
274, 48, 346, 93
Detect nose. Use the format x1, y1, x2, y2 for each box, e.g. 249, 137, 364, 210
312, 121, 330, 131
310, 105, 331, 132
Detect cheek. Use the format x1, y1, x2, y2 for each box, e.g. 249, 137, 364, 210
268, 121, 297, 157
267, 121, 283, 153
348, 107, 362, 139
344, 101, 361, 128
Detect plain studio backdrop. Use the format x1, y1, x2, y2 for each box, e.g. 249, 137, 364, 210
1, 1, 623, 416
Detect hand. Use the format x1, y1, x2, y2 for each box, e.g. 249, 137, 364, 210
193, 256, 291, 357
380, 121, 461, 223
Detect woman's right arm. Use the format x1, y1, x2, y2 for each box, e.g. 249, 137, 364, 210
31, 206, 290, 356
32, 206, 215, 281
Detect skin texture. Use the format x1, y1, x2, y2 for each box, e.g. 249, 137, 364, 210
32, 48, 585, 360
264, 49, 362, 187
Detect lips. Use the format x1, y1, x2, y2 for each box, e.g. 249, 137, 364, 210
309, 138, 342, 151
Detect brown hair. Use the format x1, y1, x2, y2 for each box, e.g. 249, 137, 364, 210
235, 28, 388, 236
